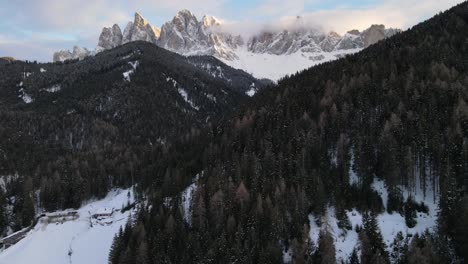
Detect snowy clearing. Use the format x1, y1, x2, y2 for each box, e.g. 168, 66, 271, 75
0, 188, 135, 264
376, 175, 439, 250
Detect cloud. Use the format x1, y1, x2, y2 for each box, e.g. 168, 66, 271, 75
267, 0, 464, 33
251, 0, 318, 18
126, 0, 227, 19
211, 0, 462, 39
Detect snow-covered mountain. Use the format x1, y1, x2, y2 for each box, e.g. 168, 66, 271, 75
53, 10, 400, 80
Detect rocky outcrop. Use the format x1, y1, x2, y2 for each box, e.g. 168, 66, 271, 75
96, 24, 123, 52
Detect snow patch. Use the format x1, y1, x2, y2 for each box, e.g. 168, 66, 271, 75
206, 93, 216, 102
282, 246, 293, 263
178, 88, 199, 110
40, 68, 46, 73
123, 61, 139, 82
180, 174, 200, 226
348, 151, 360, 186
18, 88, 33, 104
166, 77, 178, 87
245, 82, 257, 97
43, 84, 61, 93
372, 178, 389, 210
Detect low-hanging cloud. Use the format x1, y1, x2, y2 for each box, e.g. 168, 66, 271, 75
217, 0, 463, 37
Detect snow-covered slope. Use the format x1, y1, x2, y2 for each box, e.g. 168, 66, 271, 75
0, 188, 135, 264
222, 47, 361, 81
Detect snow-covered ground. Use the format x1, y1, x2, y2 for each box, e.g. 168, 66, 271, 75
221, 47, 361, 81
309, 170, 439, 263
0, 188, 135, 264
309, 207, 362, 263
372, 176, 439, 250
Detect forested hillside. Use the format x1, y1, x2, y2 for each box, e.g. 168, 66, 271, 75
0, 42, 267, 232
109, 2, 468, 263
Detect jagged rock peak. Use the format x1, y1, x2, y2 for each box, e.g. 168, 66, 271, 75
171, 9, 200, 30
122, 12, 160, 44
134, 12, 150, 28
175, 9, 196, 19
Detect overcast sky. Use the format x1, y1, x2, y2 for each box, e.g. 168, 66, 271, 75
0, 0, 463, 62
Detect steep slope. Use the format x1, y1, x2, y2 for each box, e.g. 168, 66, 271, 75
109, 2, 468, 263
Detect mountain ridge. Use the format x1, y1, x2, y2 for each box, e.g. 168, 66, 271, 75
53, 10, 400, 80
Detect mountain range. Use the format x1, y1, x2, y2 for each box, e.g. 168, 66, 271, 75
53, 10, 400, 80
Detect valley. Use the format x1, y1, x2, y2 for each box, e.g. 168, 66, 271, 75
0, 1, 467, 263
